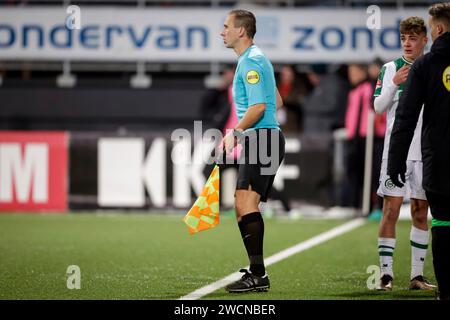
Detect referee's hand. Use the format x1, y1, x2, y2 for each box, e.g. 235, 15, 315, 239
221, 130, 237, 154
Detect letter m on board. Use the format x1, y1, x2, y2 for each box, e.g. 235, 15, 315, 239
0, 143, 48, 203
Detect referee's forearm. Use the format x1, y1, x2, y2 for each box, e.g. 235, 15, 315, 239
235, 104, 266, 131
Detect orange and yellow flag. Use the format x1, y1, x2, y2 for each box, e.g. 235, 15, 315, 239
183, 165, 220, 234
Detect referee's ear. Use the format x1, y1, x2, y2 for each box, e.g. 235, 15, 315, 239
238, 26, 247, 39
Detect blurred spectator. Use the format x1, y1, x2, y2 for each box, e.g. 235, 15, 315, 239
344, 63, 386, 210
276, 65, 307, 133
302, 64, 351, 134
368, 57, 386, 213
222, 67, 237, 135
21, 62, 32, 81
0, 64, 4, 87
200, 66, 234, 131
306, 64, 324, 87
369, 58, 384, 85
221, 66, 242, 162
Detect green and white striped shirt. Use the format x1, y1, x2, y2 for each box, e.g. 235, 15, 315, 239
373, 56, 423, 161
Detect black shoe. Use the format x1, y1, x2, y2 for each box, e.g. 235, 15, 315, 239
436, 291, 450, 300
377, 274, 393, 291
225, 269, 270, 293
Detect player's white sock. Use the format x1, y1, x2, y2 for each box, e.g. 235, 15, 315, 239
410, 225, 429, 280
378, 237, 396, 277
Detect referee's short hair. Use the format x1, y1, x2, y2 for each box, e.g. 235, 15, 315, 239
229, 9, 257, 39
429, 2, 450, 29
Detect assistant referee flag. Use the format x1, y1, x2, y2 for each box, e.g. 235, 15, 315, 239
183, 165, 220, 234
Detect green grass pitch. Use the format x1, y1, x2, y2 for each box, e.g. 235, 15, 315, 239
0, 213, 436, 300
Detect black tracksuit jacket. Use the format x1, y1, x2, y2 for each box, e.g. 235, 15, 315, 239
388, 32, 450, 196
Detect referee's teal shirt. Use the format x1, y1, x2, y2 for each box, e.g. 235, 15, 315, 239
232, 44, 280, 130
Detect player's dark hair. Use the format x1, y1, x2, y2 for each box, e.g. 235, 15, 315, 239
229, 9, 257, 39
429, 2, 450, 29
400, 16, 427, 35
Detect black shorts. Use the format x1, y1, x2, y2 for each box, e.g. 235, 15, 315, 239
236, 128, 285, 202
426, 191, 450, 222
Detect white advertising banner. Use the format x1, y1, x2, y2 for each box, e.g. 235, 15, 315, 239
0, 7, 429, 63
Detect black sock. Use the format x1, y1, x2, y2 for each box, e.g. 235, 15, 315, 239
238, 219, 249, 258
432, 226, 450, 297
238, 212, 265, 277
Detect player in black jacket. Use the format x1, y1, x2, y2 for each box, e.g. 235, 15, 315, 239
388, 2, 450, 300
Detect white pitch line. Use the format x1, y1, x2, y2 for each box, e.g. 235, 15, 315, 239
179, 218, 366, 300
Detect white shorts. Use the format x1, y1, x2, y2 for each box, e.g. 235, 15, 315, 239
377, 160, 427, 200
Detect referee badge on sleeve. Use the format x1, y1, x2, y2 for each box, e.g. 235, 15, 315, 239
246, 70, 260, 84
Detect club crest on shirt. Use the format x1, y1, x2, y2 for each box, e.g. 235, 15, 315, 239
246, 70, 260, 84
385, 179, 396, 190
443, 66, 450, 92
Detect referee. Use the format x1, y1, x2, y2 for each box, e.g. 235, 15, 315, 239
388, 2, 450, 300
219, 9, 285, 293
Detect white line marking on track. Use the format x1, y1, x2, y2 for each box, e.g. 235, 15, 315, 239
179, 218, 366, 300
